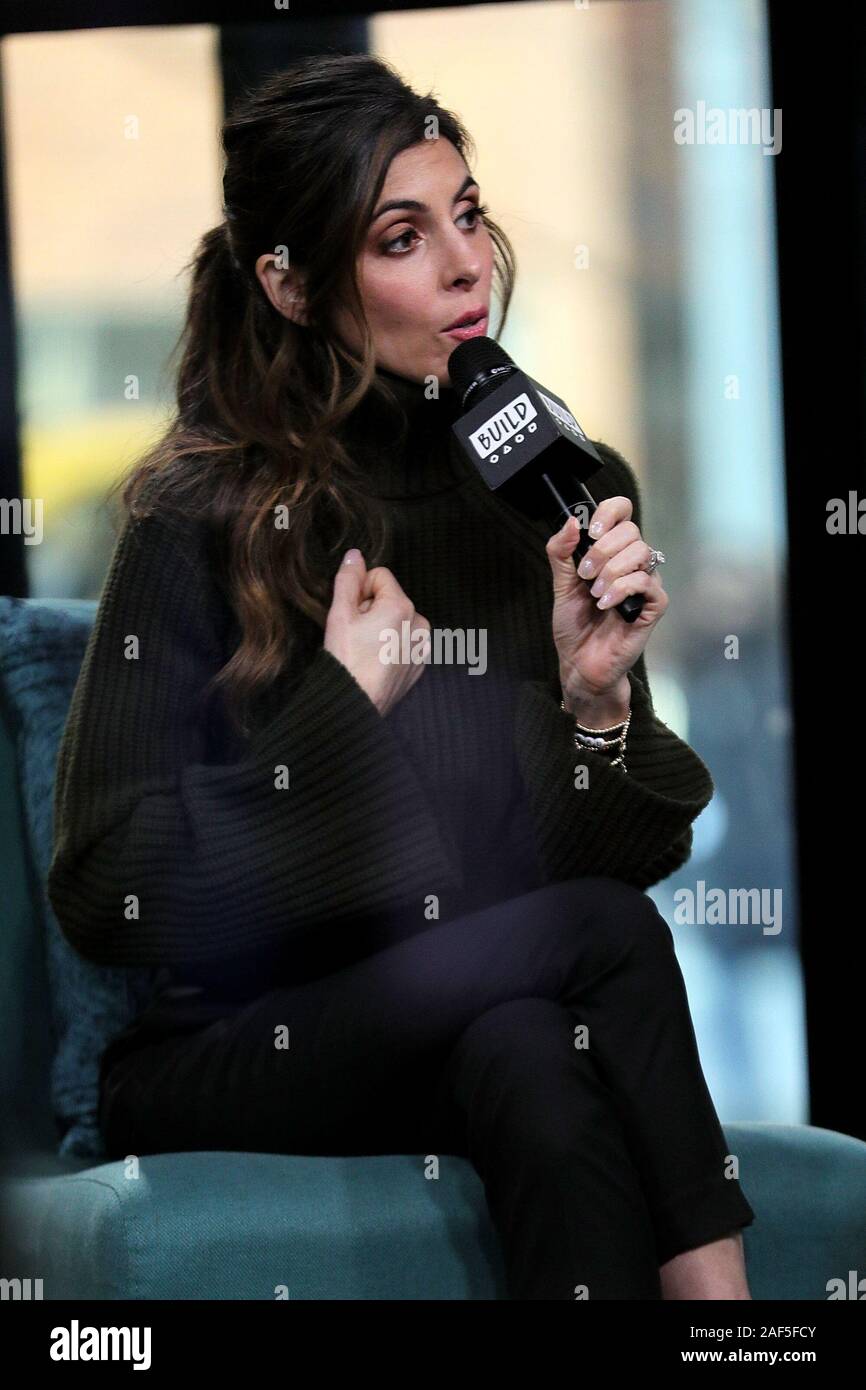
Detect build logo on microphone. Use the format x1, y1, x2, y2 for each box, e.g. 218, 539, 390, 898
468, 392, 538, 461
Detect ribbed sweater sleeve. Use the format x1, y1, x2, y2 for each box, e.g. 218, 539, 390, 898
513, 445, 714, 891
46, 509, 463, 968
514, 666, 712, 890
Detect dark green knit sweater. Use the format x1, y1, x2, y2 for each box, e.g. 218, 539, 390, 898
47, 368, 713, 1005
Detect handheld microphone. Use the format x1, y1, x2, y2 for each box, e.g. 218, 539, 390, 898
448, 336, 644, 624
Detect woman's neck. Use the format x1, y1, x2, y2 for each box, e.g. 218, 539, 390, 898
338, 364, 468, 500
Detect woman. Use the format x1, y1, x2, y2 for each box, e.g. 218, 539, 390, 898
47, 53, 755, 1300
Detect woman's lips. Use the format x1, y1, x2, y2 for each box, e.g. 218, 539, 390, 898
442, 312, 489, 342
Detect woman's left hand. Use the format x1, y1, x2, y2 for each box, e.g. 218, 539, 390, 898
546, 496, 668, 707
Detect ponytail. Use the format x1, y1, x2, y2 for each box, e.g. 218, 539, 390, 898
174, 223, 266, 433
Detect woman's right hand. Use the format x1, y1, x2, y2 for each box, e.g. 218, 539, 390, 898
323, 548, 431, 716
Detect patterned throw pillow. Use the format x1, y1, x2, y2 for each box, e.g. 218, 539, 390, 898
0, 596, 161, 1158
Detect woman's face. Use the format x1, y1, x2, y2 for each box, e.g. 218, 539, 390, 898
335, 138, 495, 388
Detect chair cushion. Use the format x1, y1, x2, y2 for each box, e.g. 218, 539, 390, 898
0, 597, 161, 1160
0, 1150, 508, 1299
1, 1123, 864, 1299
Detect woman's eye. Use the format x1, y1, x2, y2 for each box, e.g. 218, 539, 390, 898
458, 203, 488, 229
382, 203, 488, 255
383, 227, 419, 254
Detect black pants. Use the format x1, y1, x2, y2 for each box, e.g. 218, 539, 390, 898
98, 877, 756, 1300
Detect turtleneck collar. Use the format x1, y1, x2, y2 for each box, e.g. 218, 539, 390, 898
338, 364, 470, 500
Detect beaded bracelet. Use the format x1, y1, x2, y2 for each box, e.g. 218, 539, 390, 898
560, 698, 632, 773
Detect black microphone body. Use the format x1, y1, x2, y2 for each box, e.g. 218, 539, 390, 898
447, 337, 644, 624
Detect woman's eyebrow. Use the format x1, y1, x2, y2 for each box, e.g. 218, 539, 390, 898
370, 174, 478, 223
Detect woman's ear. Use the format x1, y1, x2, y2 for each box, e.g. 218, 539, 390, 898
255, 253, 308, 326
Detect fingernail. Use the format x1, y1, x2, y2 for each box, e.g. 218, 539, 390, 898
597, 591, 613, 607
590, 519, 603, 537
578, 557, 594, 578
343, 548, 361, 565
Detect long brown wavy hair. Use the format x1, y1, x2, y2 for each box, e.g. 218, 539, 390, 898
109, 53, 517, 740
